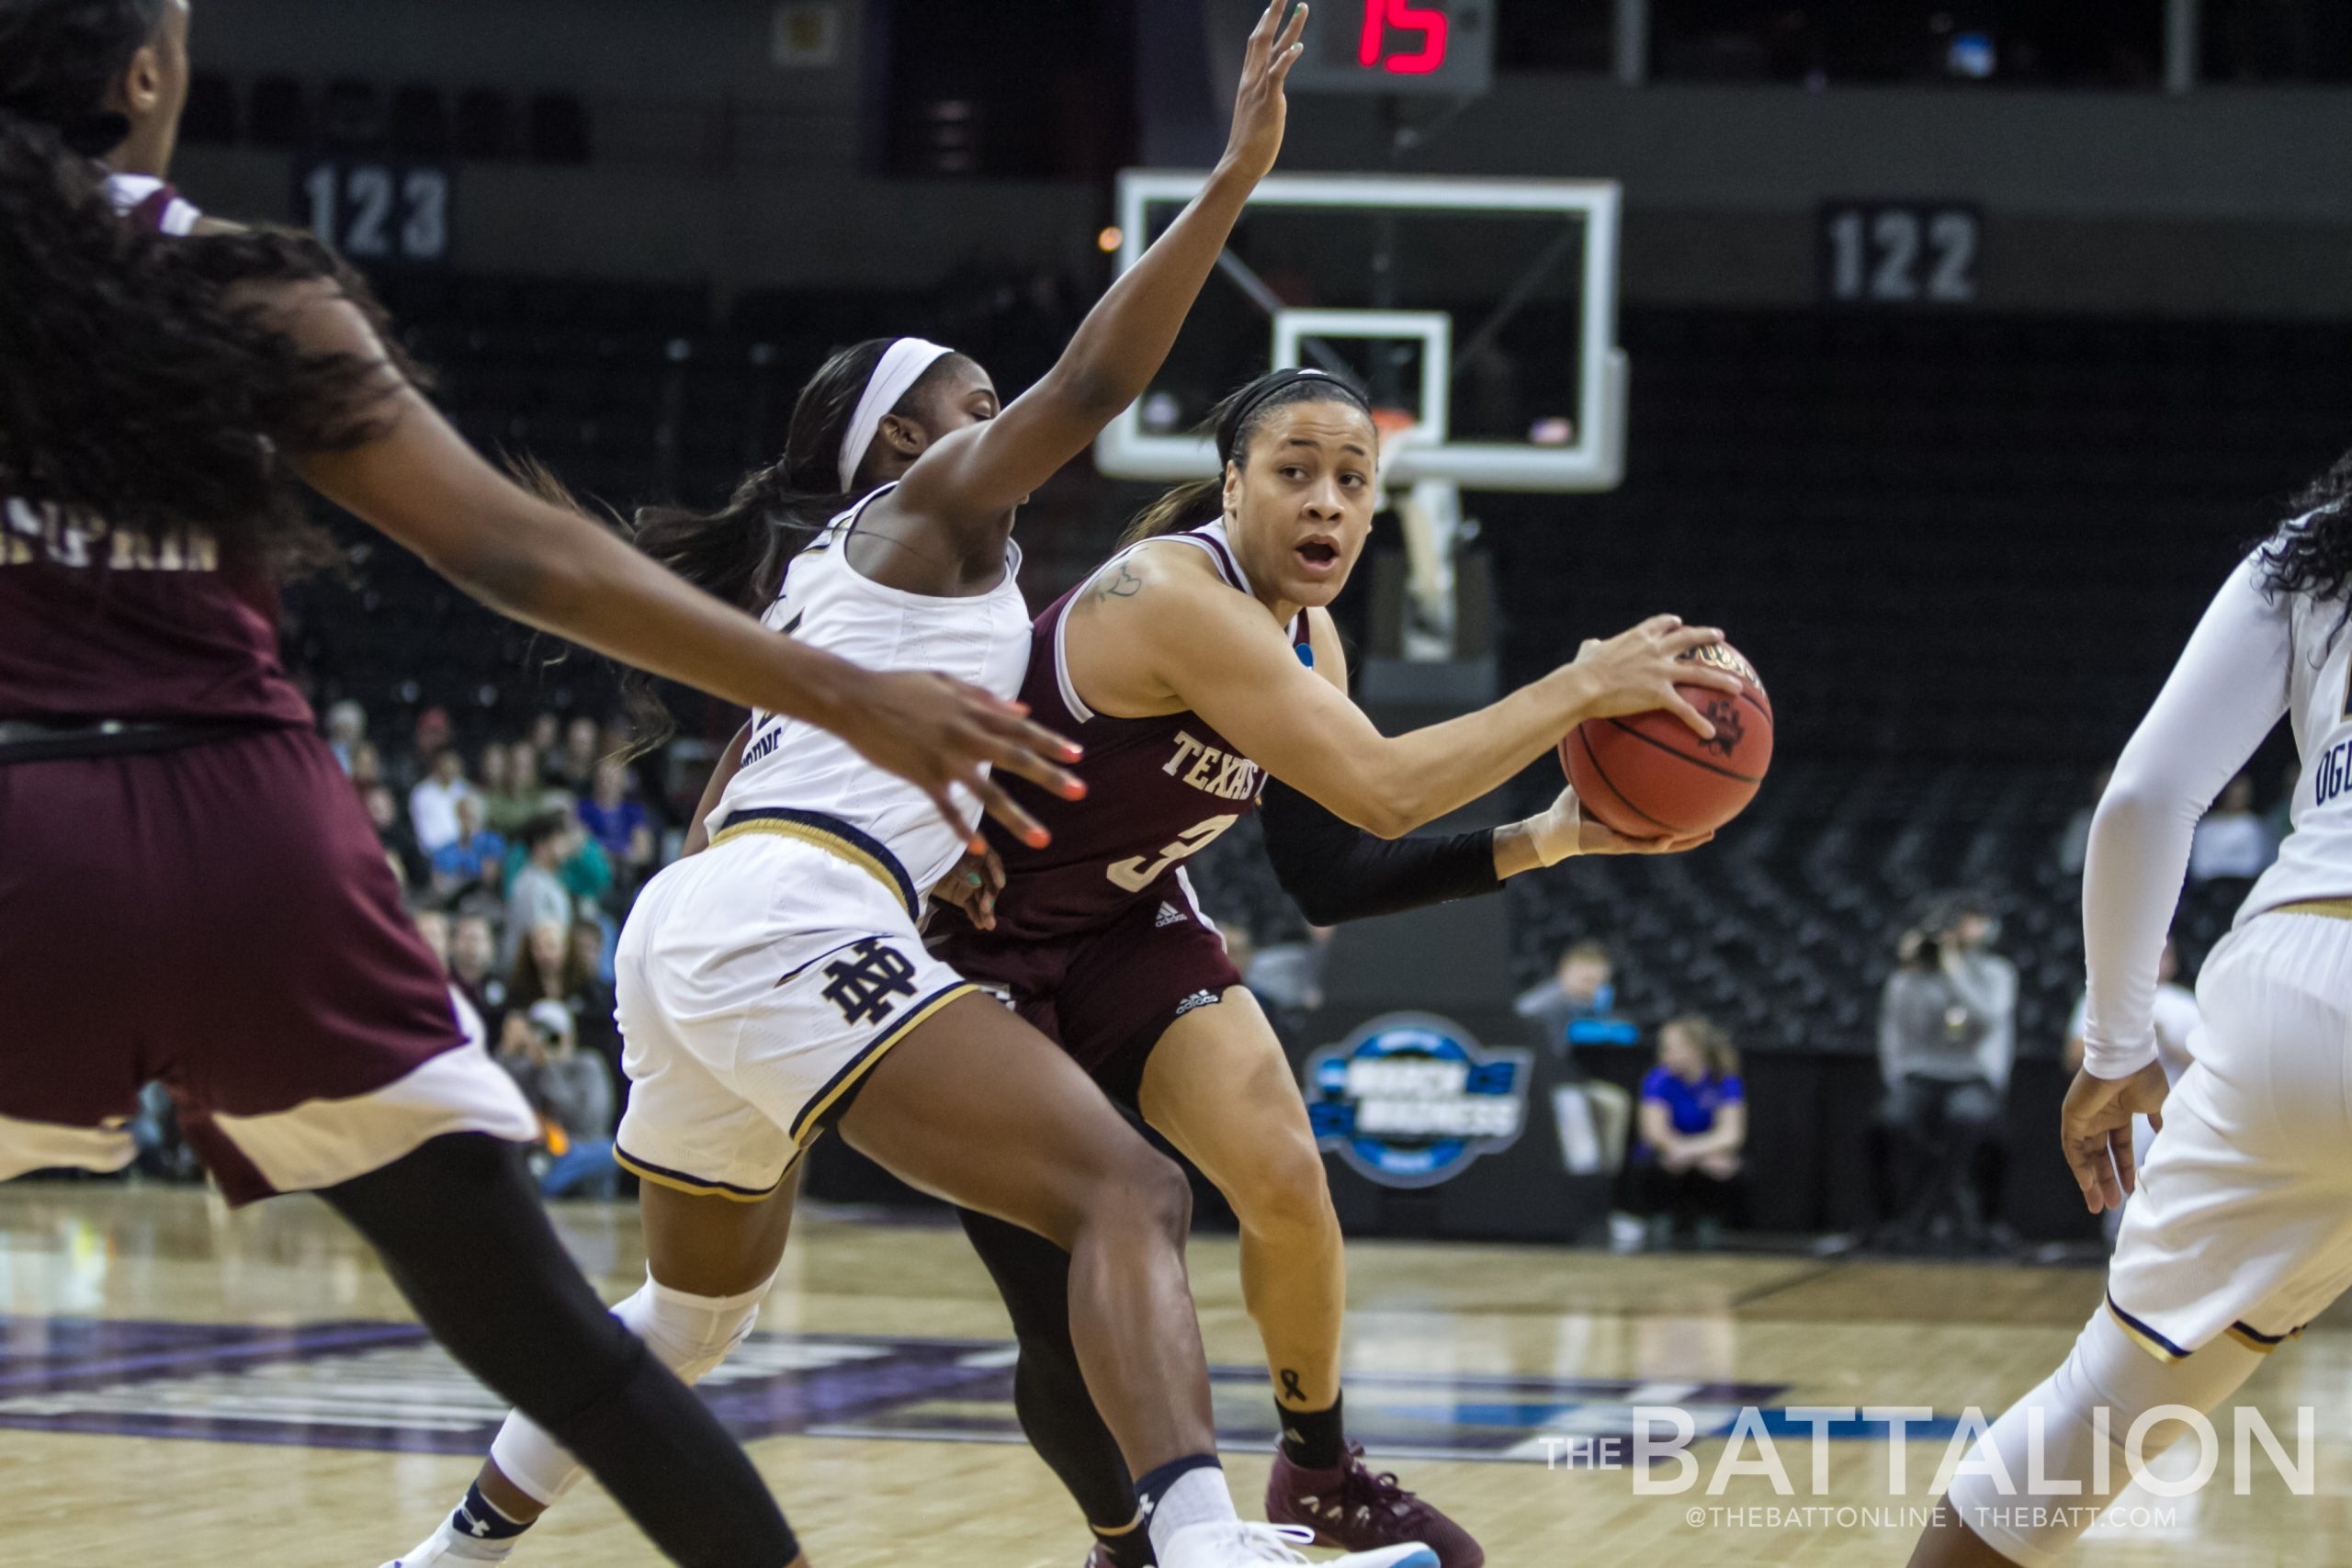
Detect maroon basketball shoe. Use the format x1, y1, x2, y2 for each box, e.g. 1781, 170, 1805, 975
1265, 1444, 1482, 1568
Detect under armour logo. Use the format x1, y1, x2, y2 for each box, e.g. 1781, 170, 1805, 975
1138, 1492, 1156, 1517
463, 1512, 491, 1539
819, 939, 920, 1026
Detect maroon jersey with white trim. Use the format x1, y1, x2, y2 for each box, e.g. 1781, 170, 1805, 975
969, 520, 1307, 942
0, 179, 314, 728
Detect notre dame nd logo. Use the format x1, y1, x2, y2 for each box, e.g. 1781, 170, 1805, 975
819, 940, 919, 1026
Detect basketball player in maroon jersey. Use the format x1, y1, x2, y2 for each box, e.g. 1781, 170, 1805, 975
922, 367, 1734, 1568
0, 5, 1081, 1565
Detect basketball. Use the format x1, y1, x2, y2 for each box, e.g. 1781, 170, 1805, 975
1560, 642, 1773, 839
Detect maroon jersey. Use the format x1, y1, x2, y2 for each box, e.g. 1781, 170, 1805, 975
975, 520, 1308, 942
0, 178, 313, 730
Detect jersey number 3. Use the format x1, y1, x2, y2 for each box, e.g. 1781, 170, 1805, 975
1107, 815, 1240, 893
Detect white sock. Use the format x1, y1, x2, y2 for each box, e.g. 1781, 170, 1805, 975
1145, 1463, 1238, 1560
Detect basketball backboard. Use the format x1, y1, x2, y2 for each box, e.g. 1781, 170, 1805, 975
1097, 171, 1626, 493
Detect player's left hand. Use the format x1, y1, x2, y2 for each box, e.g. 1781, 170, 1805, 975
1221, 2, 1308, 184
1530, 785, 1713, 865
932, 844, 1006, 931
2060, 1059, 2170, 1214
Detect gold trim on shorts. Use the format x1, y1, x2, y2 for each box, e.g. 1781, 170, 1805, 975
786, 982, 980, 1145
2275, 897, 2352, 921
710, 817, 908, 909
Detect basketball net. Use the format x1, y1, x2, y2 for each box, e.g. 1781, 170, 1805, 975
1373, 406, 1462, 661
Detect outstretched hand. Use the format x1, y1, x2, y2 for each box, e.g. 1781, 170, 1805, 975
2060, 1059, 2171, 1214
831, 671, 1084, 851
1222, 2, 1309, 183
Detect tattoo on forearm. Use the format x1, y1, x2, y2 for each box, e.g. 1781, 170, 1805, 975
1091, 563, 1144, 604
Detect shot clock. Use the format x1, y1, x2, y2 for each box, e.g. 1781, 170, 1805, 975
1283, 0, 1495, 96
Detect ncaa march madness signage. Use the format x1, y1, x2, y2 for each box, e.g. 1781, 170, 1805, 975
1306, 1013, 1531, 1188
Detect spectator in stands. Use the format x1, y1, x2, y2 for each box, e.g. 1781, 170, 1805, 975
412, 908, 453, 970
1514, 939, 1641, 1059
565, 919, 622, 1085
509, 918, 583, 1015
498, 999, 618, 1199
2188, 772, 2276, 883
449, 912, 510, 1038
324, 698, 368, 774
1880, 893, 2017, 1252
408, 745, 475, 855
579, 757, 656, 886
504, 813, 577, 968
2055, 767, 2110, 877
527, 711, 560, 760
347, 738, 384, 793
483, 739, 543, 837
366, 783, 428, 887
1629, 1014, 1746, 1250
549, 715, 601, 794
544, 792, 617, 912
429, 794, 508, 900
400, 705, 454, 792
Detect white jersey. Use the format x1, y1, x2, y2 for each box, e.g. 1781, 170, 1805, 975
707, 484, 1031, 904
2082, 533, 2352, 1077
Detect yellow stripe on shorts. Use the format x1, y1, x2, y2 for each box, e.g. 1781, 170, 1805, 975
710, 816, 908, 908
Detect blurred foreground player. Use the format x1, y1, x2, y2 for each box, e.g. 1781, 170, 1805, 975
0, 5, 1081, 1564
1909, 468, 2352, 1564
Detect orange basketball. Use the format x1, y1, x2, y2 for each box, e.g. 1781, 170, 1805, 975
1560, 642, 1773, 839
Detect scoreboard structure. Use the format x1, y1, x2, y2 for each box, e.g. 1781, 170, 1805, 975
1283, 0, 1496, 97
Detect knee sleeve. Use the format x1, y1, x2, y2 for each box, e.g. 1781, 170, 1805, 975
617, 1271, 773, 1385
1945, 1308, 2262, 1567
489, 1270, 774, 1506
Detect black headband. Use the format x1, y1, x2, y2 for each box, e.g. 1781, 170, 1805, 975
1215, 367, 1374, 466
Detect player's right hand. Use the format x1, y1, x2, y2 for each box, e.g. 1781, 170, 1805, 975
2061, 1059, 2169, 1214
1565, 615, 1742, 740
1222, 2, 1308, 183
831, 670, 1084, 851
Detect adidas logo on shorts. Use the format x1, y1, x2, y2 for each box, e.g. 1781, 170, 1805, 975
1155, 901, 1188, 929
1173, 988, 1221, 1017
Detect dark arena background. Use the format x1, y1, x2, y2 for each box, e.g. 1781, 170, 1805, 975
6, 3, 2352, 1564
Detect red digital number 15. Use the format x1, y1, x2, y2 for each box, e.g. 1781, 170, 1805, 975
1359, 0, 1449, 74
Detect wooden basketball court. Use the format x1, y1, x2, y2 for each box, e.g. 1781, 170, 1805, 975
0, 1182, 2338, 1566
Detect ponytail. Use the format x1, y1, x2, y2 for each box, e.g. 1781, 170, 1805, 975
1118, 477, 1223, 547
598, 336, 956, 750
1119, 367, 1375, 550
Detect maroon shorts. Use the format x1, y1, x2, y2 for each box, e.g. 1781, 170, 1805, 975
0, 727, 532, 1202
932, 876, 1244, 1101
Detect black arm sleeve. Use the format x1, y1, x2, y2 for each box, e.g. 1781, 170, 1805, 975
1259, 778, 1504, 927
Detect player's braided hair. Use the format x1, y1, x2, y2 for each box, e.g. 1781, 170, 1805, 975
0, 0, 409, 570
2257, 449, 2352, 613
1122, 368, 1377, 546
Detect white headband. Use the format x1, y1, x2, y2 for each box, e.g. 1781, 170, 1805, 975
838, 337, 955, 493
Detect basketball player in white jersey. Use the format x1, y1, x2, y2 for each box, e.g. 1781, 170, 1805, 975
391, 10, 1434, 1568
1909, 474, 2352, 1565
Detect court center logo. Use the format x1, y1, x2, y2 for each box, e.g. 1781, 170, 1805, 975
1306, 1013, 1531, 1188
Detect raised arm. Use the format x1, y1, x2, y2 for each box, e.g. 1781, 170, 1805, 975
889, 3, 1306, 528
275, 286, 1079, 844
1111, 553, 1736, 838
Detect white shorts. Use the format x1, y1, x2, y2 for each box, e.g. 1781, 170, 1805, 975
612, 815, 978, 1201
2106, 908, 2352, 1360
